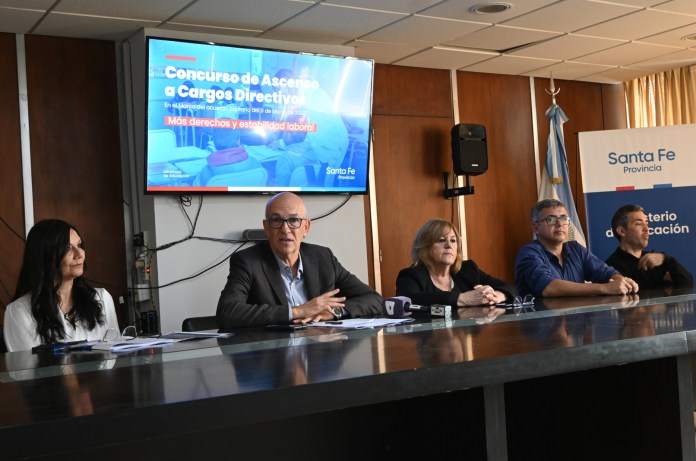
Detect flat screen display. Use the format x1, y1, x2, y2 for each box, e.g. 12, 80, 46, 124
145, 37, 374, 194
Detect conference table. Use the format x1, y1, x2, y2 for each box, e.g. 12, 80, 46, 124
2, 290, 696, 460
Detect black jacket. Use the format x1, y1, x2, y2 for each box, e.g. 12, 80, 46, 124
396, 261, 516, 307
217, 241, 382, 328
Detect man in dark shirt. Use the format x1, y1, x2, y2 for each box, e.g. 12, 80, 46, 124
605, 204, 693, 291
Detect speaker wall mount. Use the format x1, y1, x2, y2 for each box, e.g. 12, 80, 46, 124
443, 172, 475, 198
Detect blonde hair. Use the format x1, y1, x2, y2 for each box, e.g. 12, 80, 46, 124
411, 219, 463, 274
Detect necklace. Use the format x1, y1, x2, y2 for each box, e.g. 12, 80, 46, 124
59, 299, 74, 324
63, 309, 77, 328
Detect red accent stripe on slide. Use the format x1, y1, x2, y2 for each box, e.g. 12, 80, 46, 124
149, 186, 228, 192
165, 55, 196, 62
615, 186, 635, 191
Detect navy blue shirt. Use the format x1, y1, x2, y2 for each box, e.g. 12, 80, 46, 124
515, 240, 619, 297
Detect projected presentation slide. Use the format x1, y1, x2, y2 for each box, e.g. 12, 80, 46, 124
145, 37, 374, 194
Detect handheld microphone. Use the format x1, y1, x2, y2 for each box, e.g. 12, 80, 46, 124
382, 296, 412, 318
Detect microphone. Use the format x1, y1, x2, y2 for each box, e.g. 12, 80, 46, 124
382, 296, 412, 318
382, 297, 452, 319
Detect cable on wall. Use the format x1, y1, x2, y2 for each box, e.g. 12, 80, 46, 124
308, 193, 353, 221
136, 194, 354, 292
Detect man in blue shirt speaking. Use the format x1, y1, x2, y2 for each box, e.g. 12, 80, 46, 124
515, 199, 638, 298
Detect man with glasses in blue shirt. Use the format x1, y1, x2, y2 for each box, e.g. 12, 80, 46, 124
217, 192, 381, 328
515, 199, 638, 298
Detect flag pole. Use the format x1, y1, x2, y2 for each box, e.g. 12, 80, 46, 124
545, 72, 560, 105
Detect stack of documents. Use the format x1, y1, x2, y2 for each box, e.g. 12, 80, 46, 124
158, 331, 234, 340
90, 331, 233, 352
91, 337, 177, 352
310, 318, 414, 329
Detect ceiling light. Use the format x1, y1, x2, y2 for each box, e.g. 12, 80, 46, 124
470, 2, 512, 14
682, 33, 696, 41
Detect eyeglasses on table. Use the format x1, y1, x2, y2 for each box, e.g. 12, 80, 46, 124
102, 325, 138, 342
497, 295, 536, 314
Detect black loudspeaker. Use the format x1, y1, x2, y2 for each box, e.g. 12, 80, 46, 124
451, 124, 487, 176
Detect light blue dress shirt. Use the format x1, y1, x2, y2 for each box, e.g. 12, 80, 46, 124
276, 255, 308, 320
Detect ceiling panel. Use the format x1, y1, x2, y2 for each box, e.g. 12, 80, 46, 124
33, 13, 158, 41
445, 25, 561, 52
0, 7, 45, 34
0, 0, 53, 8
394, 46, 497, 69
260, 3, 405, 45
578, 9, 696, 41
576, 41, 683, 67
463, 54, 560, 75
638, 22, 696, 47
173, 0, 312, 31
630, 48, 696, 72
503, 0, 639, 33
53, 0, 191, 20
325, 0, 442, 14
348, 39, 428, 64
509, 34, 627, 60
1, 0, 696, 83
524, 60, 615, 80
602, 0, 664, 7
577, 66, 655, 84
360, 15, 488, 47
420, 0, 557, 23
652, 0, 696, 15
156, 22, 263, 37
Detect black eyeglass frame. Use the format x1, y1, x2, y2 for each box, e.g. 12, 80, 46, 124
265, 217, 307, 229
496, 295, 536, 315
535, 215, 571, 225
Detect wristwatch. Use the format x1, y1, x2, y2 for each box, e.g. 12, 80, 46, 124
331, 307, 343, 320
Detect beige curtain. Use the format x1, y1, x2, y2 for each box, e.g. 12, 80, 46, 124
624, 65, 696, 128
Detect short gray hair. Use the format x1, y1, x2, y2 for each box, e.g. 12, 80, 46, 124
531, 199, 566, 222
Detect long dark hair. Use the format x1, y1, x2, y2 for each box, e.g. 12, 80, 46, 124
13, 219, 104, 344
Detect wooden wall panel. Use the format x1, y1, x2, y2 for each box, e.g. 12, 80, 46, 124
25, 35, 127, 322
456, 72, 537, 285
372, 115, 456, 296
0, 33, 24, 320
373, 65, 453, 118
371, 65, 454, 297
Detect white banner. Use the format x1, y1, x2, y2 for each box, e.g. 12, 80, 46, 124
579, 124, 696, 277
